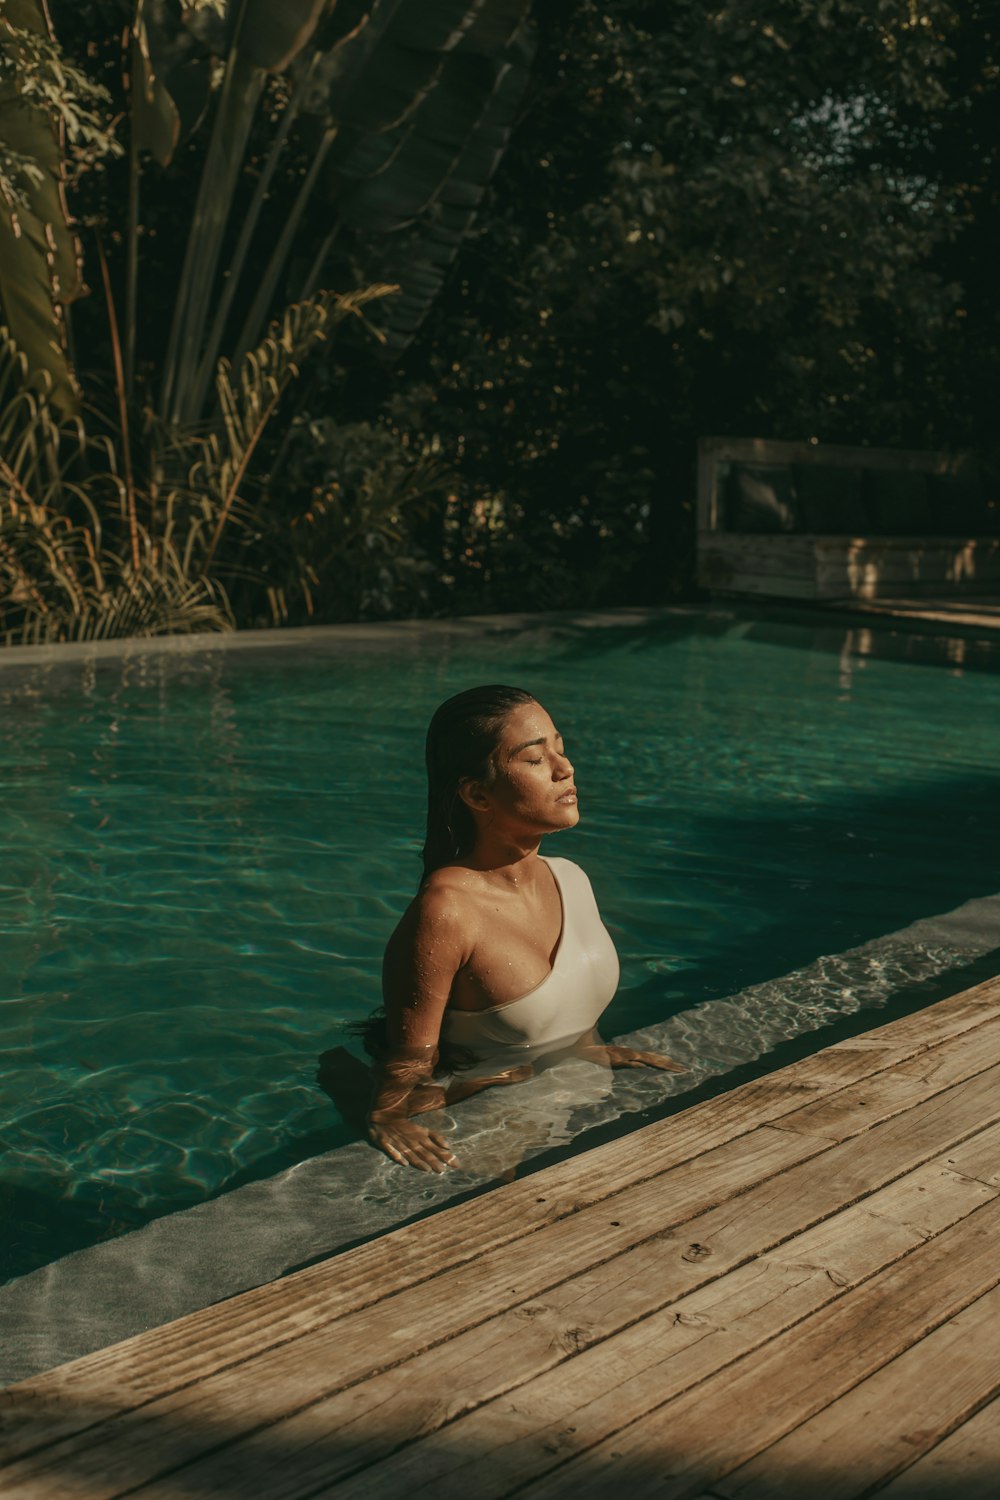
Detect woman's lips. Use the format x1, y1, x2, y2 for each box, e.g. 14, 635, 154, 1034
555, 789, 578, 803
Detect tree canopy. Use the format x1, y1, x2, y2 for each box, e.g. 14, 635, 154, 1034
330, 0, 999, 608
1, 0, 997, 637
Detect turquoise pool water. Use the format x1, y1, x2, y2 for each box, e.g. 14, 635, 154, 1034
2, 611, 999, 1282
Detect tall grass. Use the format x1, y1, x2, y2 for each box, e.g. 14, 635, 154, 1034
0, 285, 393, 644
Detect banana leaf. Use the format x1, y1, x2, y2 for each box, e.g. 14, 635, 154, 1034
162, 0, 347, 423
132, 0, 213, 166
336, 51, 504, 228
279, 0, 533, 355
166, 1, 536, 419
345, 16, 534, 351
233, 0, 332, 73
0, 0, 83, 413
386, 0, 526, 52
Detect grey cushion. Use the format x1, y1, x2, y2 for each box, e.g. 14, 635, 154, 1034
726, 465, 798, 532
862, 470, 931, 534
793, 464, 869, 533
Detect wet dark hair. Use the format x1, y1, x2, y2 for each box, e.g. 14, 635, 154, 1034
421, 683, 537, 879
349, 685, 536, 1068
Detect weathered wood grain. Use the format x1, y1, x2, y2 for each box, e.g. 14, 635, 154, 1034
870, 1396, 1000, 1500
697, 528, 1000, 603
769, 1011, 1000, 1142
0, 1127, 828, 1499
516, 1197, 1000, 1500
714, 1281, 1000, 1500
175, 1123, 1000, 1500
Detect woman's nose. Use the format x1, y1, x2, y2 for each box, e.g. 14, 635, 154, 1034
554, 753, 573, 779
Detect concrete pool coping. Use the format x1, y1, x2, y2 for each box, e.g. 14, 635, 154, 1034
1, 593, 1000, 675
1, 889, 999, 1389
0, 606, 702, 668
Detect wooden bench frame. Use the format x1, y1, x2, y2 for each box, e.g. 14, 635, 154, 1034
696, 436, 1000, 602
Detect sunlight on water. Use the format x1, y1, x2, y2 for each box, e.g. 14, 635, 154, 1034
1, 614, 999, 1279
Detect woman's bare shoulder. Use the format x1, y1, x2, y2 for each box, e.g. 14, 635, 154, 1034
417, 867, 486, 931
419, 863, 484, 900
383, 870, 478, 1010
388, 867, 481, 952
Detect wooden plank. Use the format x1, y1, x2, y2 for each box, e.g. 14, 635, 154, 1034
871, 1395, 1000, 1500
814, 536, 1000, 553
2, 982, 998, 1465
131, 1122, 1000, 1500
830, 597, 1000, 631
700, 534, 821, 565
0, 1127, 829, 1499
816, 974, 1000, 1048
697, 513, 1000, 605
514, 1198, 1000, 1500
769, 1011, 1000, 1142
698, 558, 824, 585
714, 1281, 1000, 1500
305, 1115, 1000, 1500
700, 572, 822, 601
700, 533, 1000, 568
707, 575, 819, 602
8, 1068, 1000, 1500
700, 555, 1000, 603
698, 436, 967, 475
817, 548, 1000, 595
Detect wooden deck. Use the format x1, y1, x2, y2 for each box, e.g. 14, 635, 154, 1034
826, 593, 1000, 634
3, 977, 1000, 1499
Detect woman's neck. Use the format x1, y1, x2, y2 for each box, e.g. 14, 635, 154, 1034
465, 830, 542, 884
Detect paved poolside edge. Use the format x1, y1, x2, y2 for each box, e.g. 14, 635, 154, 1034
0, 607, 708, 668
1, 594, 999, 674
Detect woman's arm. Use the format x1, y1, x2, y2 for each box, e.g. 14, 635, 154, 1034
573, 1029, 689, 1074
368, 880, 470, 1172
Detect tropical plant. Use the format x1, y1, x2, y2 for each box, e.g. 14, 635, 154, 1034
0, 0, 537, 640
0, 286, 391, 641
270, 410, 454, 623
0, 0, 122, 412
0, 326, 232, 643
135, 0, 536, 425
0, 0, 535, 419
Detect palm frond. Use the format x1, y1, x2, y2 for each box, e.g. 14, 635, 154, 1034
199, 284, 396, 567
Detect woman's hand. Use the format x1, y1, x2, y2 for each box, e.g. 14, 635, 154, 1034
442, 1062, 534, 1105
574, 1035, 689, 1073
367, 1044, 459, 1170
368, 1110, 458, 1172
604, 1044, 689, 1072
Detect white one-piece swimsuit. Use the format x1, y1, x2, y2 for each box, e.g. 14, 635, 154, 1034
439, 855, 620, 1074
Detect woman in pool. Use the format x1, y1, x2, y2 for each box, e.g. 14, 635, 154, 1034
328, 685, 686, 1172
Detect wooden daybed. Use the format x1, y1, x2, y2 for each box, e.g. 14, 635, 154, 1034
696, 437, 1000, 602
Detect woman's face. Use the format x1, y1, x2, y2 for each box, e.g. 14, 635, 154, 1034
464, 701, 579, 834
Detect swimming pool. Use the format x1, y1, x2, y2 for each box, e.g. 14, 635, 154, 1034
2, 608, 999, 1284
